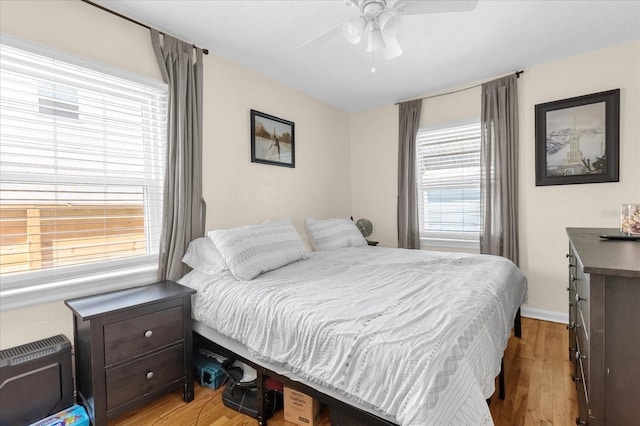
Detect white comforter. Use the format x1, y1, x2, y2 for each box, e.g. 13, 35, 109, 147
180, 247, 527, 426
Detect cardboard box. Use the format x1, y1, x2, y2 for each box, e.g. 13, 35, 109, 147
283, 386, 322, 426
29, 404, 89, 426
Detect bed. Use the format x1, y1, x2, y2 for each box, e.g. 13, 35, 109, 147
178, 218, 527, 426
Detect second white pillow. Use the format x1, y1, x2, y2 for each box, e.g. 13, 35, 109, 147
304, 217, 367, 251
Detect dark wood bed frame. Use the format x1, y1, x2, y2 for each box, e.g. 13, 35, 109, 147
194, 307, 522, 426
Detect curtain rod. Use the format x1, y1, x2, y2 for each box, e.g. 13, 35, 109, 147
395, 70, 523, 105
80, 0, 209, 55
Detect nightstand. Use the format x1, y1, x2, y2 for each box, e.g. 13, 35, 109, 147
65, 281, 196, 426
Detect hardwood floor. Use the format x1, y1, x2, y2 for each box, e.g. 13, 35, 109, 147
110, 318, 577, 426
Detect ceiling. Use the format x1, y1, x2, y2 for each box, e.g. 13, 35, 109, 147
95, 0, 640, 113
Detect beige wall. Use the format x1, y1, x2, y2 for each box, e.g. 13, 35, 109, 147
349, 86, 482, 248
0, 0, 351, 349
202, 55, 351, 233
350, 40, 640, 317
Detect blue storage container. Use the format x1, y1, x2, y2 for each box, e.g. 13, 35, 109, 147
29, 404, 89, 426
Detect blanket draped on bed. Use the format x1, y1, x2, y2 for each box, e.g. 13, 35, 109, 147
180, 247, 527, 426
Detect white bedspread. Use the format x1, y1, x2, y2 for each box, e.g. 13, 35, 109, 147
180, 247, 527, 426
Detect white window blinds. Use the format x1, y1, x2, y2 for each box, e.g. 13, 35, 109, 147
416, 122, 481, 245
0, 37, 168, 307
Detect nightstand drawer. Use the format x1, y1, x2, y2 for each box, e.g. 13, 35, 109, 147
106, 343, 184, 411
104, 306, 183, 366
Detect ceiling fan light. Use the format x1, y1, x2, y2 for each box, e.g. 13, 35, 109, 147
381, 34, 403, 59
378, 11, 399, 37
392, 1, 408, 14
343, 16, 367, 44
366, 28, 386, 53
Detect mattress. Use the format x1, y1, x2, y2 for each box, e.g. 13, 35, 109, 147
179, 246, 527, 425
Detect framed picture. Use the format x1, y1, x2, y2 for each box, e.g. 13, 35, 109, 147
535, 89, 619, 186
250, 109, 295, 168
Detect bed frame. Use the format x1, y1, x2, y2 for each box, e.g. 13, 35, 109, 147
194, 307, 522, 426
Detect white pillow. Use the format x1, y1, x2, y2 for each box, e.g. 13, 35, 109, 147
304, 217, 367, 251
181, 237, 227, 275
208, 219, 307, 280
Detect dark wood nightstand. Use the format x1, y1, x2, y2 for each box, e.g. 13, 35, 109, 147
65, 281, 196, 426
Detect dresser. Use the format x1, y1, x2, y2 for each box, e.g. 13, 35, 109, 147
566, 228, 640, 425
65, 281, 196, 425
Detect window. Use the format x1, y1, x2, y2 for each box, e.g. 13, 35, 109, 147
0, 36, 168, 310
416, 121, 481, 250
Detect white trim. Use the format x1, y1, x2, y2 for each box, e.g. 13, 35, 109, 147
0, 265, 158, 311
1, 33, 166, 90
520, 306, 568, 324
418, 118, 480, 133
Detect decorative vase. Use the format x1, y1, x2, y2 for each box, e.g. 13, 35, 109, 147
620, 204, 640, 235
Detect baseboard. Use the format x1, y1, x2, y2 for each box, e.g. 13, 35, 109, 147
520, 307, 568, 324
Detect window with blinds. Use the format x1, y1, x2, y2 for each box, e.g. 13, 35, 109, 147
0, 37, 168, 307
416, 121, 481, 248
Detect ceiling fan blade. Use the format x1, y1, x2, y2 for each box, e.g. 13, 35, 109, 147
298, 21, 346, 49
398, 0, 479, 15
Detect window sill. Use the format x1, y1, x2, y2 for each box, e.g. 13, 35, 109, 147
0, 265, 158, 312
420, 236, 480, 253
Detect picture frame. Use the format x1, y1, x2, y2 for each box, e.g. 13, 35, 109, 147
250, 109, 295, 168
535, 89, 619, 186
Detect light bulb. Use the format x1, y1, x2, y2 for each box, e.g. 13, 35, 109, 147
343, 17, 367, 44
371, 66, 377, 73
382, 35, 402, 59
366, 28, 385, 52
378, 12, 399, 38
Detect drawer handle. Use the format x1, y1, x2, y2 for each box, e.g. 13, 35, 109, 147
572, 375, 582, 382
146, 371, 154, 380
144, 330, 153, 338
575, 294, 586, 303
575, 351, 586, 361
571, 275, 578, 282
576, 418, 587, 425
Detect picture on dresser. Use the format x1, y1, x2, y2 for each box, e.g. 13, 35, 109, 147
535, 89, 619, 186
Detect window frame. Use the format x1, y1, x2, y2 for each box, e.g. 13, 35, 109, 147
0, 34, 167, 311
416, 120, 481, 252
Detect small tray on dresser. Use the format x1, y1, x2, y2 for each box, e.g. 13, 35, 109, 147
599, 232, 640, 240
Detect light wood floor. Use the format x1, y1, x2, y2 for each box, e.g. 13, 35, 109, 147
111, 318, 578, 426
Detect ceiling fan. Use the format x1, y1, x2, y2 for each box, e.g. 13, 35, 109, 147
301, 0, 479, 69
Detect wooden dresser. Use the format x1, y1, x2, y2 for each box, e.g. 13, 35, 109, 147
566, 228, 640, 425
65, 281, 196, 426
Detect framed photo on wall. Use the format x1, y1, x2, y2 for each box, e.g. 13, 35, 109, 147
535, 89, 619, 186
250, 109, 295, 168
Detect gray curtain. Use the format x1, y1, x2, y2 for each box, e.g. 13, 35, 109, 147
480, 74, 519, 264
151, 30, 206, 281
397, 99, 422, 249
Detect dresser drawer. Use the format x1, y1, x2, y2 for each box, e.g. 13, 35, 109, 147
104, 306, 183, 366
576, 374, 590, 426
576, 327, 590, 399
575, 255, 590, 337
106, 343, 184, 411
